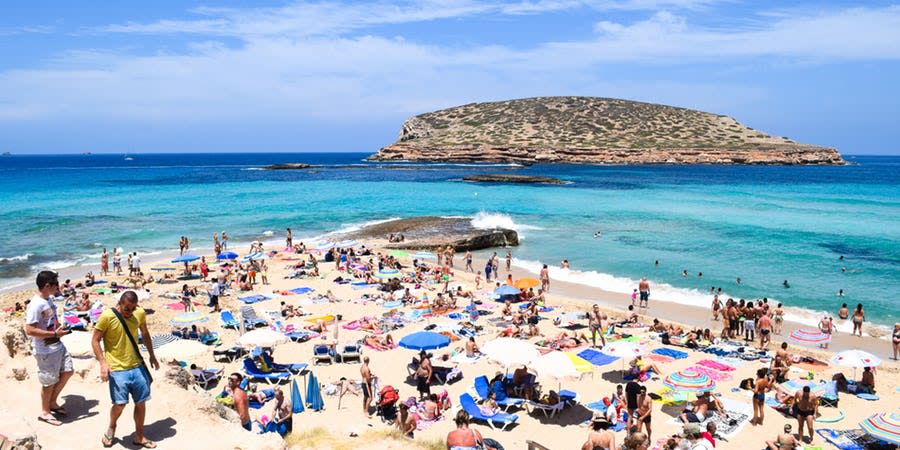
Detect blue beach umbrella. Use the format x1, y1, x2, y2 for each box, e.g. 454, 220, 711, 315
494, 285, 521, 296
216, 251, 238, 260
291, 379, 305, 413
399, 331, 451, 351
306, 372, 324, 411
171, 254, 200, 263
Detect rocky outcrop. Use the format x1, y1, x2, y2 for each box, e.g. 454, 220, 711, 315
338, 217, 518, 251
462, 174, 567, 184
368, 97, 845, 165
263, 163, 313, 170
0, 414, 40, 449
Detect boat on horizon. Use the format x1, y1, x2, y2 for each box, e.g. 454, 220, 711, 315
124, 155, 134, 161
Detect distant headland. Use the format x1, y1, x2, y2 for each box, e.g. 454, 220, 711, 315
367, 96, 845, 165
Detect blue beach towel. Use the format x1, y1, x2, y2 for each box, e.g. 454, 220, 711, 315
239, 294, 266, 304
289, 287, 314, 295
652, 348, 689, 360
352, 284, 380, 290
577, 348, 619, 367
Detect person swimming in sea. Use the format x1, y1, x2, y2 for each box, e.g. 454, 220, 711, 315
593, 231, 602, 238
782, 280, 790, 288
736, 277, 742, 285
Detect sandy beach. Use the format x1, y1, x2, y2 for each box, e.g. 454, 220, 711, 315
1, 236, 898, 450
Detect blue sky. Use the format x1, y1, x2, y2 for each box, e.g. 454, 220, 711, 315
2, 1, 899, 155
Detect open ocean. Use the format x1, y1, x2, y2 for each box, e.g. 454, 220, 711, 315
1, 153, 898, 331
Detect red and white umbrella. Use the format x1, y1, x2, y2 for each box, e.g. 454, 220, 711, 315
601, 341, 647, 358
830, 349, 882, 368
788, 327, 831, 346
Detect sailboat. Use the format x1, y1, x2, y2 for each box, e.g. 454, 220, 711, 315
124, 154, 134, 161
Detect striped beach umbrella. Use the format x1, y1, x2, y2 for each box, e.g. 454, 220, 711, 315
139, 333, 178, 352
373, 268, 403, 279
169, 311, 209, 327
663, 369, 716, 392
788, 327, 831, 346
859, 412, 900, 445
336, 240, 357, 249
412, 251, 436, 260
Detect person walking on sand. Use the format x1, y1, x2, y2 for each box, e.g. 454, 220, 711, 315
505, 251, 512, 272
540, 264, 550, 292
92, 291, 160, 448
464, 251, 473, 273
794, 386, 817, 444
221, 231, 228, 250
361, 356, 375, 417
24, 270, 74, 427
638, 278, 650, 308
285, 227, 292, 249
851, 303, 865, 337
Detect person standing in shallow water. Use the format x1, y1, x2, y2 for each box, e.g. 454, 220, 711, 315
851, 304, 865, 337
638, 277, 650, 308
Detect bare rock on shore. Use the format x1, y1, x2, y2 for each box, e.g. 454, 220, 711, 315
462, 174, 567, 184
368, 96, 845, 165
166, 366, 194, 390
340, 217, 518, 251
2, 321, 30, 358
0, 414, 40, 449
263, 163, 313, 170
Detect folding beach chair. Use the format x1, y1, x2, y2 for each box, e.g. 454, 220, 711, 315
213, 345, 245, 363
240, 306, 268, 328
191, 367, 223, 389
313, 344, 333, 365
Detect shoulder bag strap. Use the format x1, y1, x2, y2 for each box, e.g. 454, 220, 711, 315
110, 308, 149, 370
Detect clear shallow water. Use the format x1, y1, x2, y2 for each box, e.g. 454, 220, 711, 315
1, 153, 898, 328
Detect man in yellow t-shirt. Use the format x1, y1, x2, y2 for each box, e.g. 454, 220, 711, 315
92, 291, 159, 448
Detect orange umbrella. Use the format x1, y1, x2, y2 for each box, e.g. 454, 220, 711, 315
514, 278, 540, 289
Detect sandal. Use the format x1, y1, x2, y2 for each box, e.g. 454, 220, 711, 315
101, 429, 115, 448
37, 415, 62, 426
50, 406, 68, 416
132, 439, 157, 448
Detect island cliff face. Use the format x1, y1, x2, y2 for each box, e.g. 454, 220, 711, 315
367, 97, 844, 165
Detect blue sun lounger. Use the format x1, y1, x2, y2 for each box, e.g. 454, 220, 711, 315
242, 358, 291, 384
473, 375, 523, 411
220, 310, 240, 329
459, 393, 518, 431
260, 352, 308, 374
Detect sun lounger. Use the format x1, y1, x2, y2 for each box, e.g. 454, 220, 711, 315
213, 345, 245, 362
473, 376, 523, 411
526, 399, 566, 418
220, 310, 240, 329
191, 367, 223, 389
240, 306, 268, 328
313, 344, 333, 365
260, 352, 308, 374
241, 358, 291, 384
336, 343, 362, 363
459, 393, 518, 431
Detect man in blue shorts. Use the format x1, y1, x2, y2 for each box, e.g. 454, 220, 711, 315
92, 291, 160, 448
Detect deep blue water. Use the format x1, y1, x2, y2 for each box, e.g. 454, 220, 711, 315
1, 152, 898, 329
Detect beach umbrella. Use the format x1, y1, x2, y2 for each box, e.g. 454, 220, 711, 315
172, 254, 200, 263
513, 278, 540, 289
216, 251, 239, 260
150, 265, 177, 271
238, 329, 288, 348
242, 252, 265, 262
399, 331, 451, 351
494, 285, 521, 297
482, 337, 540, 369
389, 250, 409, 258
830, 349, 882, 368
412, 251, 436, 260
291, 379, 305, 413
531, 351, 592, 382
336, 240, 357, 249
154, 339, 209, 361
168, 311, 209, 327
859, 412, 900, 445
306, 372, 324, 411
373, 268, 403, 279
788, 327, 831, 346
315, 241, 334, 251
663, 369, 716, 393
780, 379, 828, 396
139, 333, 178, 352
601, 341, 647, 358
61, 331, 95, 357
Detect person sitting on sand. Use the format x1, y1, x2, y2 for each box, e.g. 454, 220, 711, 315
501, 300, 513, 317
679, 402, 705, 424
649, 318, 668, 333
629, 355, 661, 379
857, 366, 876, 394
695, 391, 727, 419
397, 403, 417, 438
496, 324, 521, 339
332, 377, 361, 397
465, 337, 480, 357
422, 393, 441, 420
548, 331, 589, 350
766, 424, 799, 450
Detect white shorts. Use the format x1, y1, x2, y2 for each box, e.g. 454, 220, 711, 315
36, 347, 73, 386
744, 321, 756, 331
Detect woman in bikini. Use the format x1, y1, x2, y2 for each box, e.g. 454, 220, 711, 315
772, 303, 784, 335
851, 303, 865, 337
751, 368, 771, 425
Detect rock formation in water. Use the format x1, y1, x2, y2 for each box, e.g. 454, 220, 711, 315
368, 97, 844, 165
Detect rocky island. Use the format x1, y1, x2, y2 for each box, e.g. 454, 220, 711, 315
462, 174, 567, 184
337, 216, 518, 251
263, 163, 313, 170
367, 97, 844, 165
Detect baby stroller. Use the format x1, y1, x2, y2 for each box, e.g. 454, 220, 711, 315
375, 385, 400, 424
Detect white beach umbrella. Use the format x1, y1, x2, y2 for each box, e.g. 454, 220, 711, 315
315, 241, 334, 251
530, 351, 588, 383
601, 341, 647, 358
238, 329, 288, 348
154, 339, 209, 362
830, 349, 882, 368
482, 337, 540, 369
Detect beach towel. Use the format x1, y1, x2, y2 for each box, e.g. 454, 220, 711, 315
289, 287, 314, 295
697, 359, 735, 371
342, 320, 361, 330
577, 348, 619, 367
651, 347, 689, 359
382, 300, 403, 309
239, 294, 266, 304
816, 429, 864, 450
647, 354, 674, 363
351, 284, 379, 290
664, 397, 750, 439
687, 365, 733, 382
451, 353, 481, 364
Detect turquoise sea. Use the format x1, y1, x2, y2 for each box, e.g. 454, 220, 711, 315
1, 153, 898, 331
